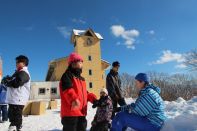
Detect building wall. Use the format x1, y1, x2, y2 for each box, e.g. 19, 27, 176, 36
30, 81, 59, 100
52, 58, 68, 81
74, 36, 105, 97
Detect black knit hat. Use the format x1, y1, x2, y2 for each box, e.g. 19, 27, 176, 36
112, 61, 120, 67
16, 55, 29, 66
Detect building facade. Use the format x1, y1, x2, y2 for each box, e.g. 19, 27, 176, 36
45, 29, 110, 97
30, 81, 59, 100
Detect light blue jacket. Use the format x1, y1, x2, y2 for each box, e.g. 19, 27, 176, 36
121, 84, 167, 127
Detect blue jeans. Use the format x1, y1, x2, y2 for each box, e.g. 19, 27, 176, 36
0, 105, 8, 121
111, 112, 161, 131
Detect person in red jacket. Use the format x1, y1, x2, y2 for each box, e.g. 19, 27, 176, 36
59, 52, 97, 131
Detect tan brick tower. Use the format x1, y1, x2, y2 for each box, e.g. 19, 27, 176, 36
46, 28, 110, 97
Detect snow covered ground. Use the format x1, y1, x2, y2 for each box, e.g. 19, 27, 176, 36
0, 97, 197, 131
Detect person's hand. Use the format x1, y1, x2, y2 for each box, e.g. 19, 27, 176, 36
114, 107, 121, 113
1, 75, 12, 85
71, 99, 80, 110
92, 100, 99, 108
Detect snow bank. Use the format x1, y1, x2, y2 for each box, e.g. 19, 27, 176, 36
0, 97, 196, 131
162, 96, 197, 131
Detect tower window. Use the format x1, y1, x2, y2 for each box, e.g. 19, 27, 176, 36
89, 69, 92, 75
74, 41, 76, 47
87, 38, 93, 45
89, 82, 93, 88
88, 55, 92, 61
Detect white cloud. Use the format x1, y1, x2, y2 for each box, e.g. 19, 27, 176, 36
19, 26, 34, 31
24, 26, 34, 31
151, 50, 187, 69
152, 50, 185, 64
175, 64, 187, 69
71, 18, 86, 24
57, 26, 70, 38
116, 42, 121, 45
148, 30, 155, 35
111, 25, 140, 49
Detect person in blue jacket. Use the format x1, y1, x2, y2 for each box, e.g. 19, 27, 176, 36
0, 83, 8, 123
111, 73, 166, 131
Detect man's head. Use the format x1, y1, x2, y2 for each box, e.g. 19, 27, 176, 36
15, 55, 29, 69
68, 53, 83, 69
135, 73, 149, 90
112, 61, 120, 72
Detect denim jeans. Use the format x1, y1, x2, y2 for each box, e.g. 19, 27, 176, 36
0, 105, 8, 121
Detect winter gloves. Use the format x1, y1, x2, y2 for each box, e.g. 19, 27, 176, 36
114, 107, 121, 113
113, 103, 135, 113
92, 100, 99, 108
1, 75, 13, 86
92, 96, 109, 108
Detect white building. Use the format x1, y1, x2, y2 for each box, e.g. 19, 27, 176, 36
30, 81, 60, 100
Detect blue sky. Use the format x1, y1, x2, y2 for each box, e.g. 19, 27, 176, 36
0, 0, 196, 80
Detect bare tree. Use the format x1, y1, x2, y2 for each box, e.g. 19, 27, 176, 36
121, 71, 196, 101
120, 73, 136, 98
185, 49, 197, 71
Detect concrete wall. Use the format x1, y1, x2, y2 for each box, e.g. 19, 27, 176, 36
30, 81, 59, 100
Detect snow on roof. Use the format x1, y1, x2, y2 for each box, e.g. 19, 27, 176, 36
101, 59, 110, 65
73, 29, 103, 40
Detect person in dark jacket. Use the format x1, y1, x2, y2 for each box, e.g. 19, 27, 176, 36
59, 52, 97, 131
111, 73, 166, 131
106, 61, 126, 118
90, 88, 113, 131
2, 55, 30, 131
0, 84, 8, 123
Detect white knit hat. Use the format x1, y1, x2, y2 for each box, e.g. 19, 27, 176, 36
100, 88, 108, 95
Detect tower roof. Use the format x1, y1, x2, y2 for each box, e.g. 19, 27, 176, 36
73, 29, 103, 39
71, 29, 103, 43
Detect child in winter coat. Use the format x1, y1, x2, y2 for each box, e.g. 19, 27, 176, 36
2, 55, 31, 131
0, 84, 8, 123
111, 73, 166, 131
90, 88, 113, 131
60, 53, 97, 131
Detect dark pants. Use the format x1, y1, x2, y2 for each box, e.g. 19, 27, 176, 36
8, 104, 24, 129
90, 121, 109, 131
112, 98, 126, 119
61, 116, 87, 131
0, 105, 8, 121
